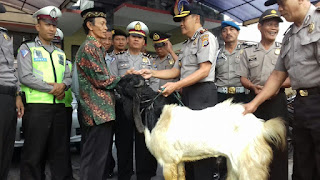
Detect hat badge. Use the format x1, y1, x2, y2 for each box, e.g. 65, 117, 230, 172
112, 30, 115, 35
271, 10, 276, 14
50, 8, 57, 18
135, 22, 142, 31
153, 33, 160, 41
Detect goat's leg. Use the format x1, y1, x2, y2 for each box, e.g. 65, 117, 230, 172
163, 163, 178, 180
177, 162, 185, 180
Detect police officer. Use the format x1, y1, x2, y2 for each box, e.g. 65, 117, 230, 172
111, 29, 127, 55
238, 9, 289, 180
17, 6, 72, 179
150, 31, 179, 88
139, 3, 219, 180
0, 4, 24, 180
216, 21, 247, 103
110, 21, 159, 180
244, 0, 320, 179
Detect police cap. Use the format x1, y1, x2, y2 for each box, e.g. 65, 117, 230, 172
259, 9, 283, 23
81, 7, 106, 20
33, 6, 62, 26
149, 31, 171, 48
126, 21, 149, 37
52, 28, 63, 43
112, 29, 127, 38
221, 21, 240, 31
264, 0, 277, 6
172, 1, 204, 22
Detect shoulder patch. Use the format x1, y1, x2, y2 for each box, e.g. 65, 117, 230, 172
20, 49, 29, 58
200, 34, 209, 47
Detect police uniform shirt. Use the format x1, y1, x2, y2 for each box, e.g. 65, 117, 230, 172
237, 42, 281, 86
153, 54, 178, 87
0, 27, 19, 90
105, 52, 115, 70
110, 50, 159, 91
215, 43, 243, 87
173, 27, 219, 82
275, 5, 320, 89
17, 36, 72, 92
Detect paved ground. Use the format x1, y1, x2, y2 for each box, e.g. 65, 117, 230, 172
8, 144, 293, 180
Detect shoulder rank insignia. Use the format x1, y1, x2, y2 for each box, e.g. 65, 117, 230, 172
199, 29, 208, 34
275, 48, 281, 55
308, 22, 315, 33
3, 33, 9, 41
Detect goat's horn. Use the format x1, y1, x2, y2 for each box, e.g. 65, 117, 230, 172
134, 79, 145, 88
133, 94, 145, 133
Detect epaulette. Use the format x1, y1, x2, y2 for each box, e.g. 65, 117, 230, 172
199, 29, 208, 34
0, 27, 7, 32
142, 52, 152, 59
182, 39, 188, 44
115, 51, 125, 55
21, 39, 32, 45
283, 24, 293, 36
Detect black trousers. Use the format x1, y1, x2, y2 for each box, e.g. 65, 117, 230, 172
20, 103, 72, 180
115, 101, 157, 180
182, 82, 218, 180
248, 90, 288, 180
292, 94, 320, 180
217, 92, 247, 103
80, 121, 114, 180
0, 93, 17, 180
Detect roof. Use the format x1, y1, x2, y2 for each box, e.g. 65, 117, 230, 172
196, 0, 320, 25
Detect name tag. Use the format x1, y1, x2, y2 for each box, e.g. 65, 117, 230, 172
34, 58, 47, 62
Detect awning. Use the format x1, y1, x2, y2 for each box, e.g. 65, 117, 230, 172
196, 0, 320, 25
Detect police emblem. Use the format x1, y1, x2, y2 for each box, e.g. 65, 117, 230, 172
3, 33, 9, 40
275, 48, 281, 55
308, 22, 315, 33
135, 22, 142, 31
169, 59, 174, 65
153, 33, 160, 41
58, 54, 64, 65
50, 8, 57, 18
201, 34, 209, 47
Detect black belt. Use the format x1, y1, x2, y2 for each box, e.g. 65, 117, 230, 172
0, 85, 16, 96
297, 87, 320, 97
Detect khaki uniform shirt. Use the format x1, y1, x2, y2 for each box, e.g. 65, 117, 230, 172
215, 43, 243, 87
173, 27, 219, 82
0, 27, 19, 90
110, 50, 159, 91
153, 54, 178, 87
237, 42, 281, 86
275, 5, 320, 89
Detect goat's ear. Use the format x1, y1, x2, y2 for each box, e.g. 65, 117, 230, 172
134, 79, 145, 88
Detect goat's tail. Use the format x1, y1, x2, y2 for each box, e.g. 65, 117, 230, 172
262, 117, 286, 151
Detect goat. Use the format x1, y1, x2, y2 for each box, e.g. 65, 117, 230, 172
117, 74, 286, 180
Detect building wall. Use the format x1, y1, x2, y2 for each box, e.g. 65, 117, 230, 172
63, 27, 86, 61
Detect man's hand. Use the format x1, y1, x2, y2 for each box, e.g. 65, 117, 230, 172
124, 68, 136, 76
48, 83, 66, 97
138, 69, 152, 79
252, 85, 263, 94
161, 82, 179, 97
242, 102, 258, 115
56, 91, 65, 100
164, 41, 173, 53
16, 95, 24, 118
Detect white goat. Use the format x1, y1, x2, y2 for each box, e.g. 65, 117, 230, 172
144, 99, 286, 180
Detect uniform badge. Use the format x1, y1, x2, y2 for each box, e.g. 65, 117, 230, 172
3, 33, 9, 40
33, 50, 47, 62
275, 48, 281, 55
308, 22, 315, 33
142, 57, 148, 63
58, 54, 64, 65
179, 60, 182, 67
135, 22, 142, 31
169, 59, 174, 65
193, 40, 197, 45
248, 55, 257, 61
240, 49, 244, 55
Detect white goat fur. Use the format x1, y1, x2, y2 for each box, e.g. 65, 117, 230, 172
144, 99, 286, 180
